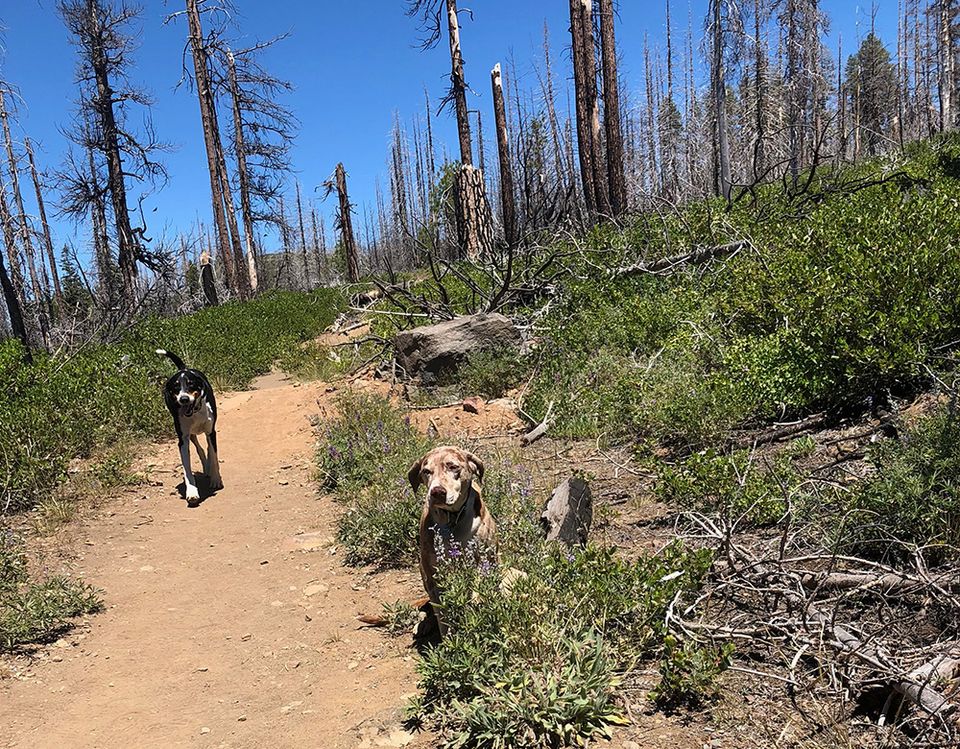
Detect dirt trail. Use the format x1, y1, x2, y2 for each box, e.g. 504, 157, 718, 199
0, 373, 430, 749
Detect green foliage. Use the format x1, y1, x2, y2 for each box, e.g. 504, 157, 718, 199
0, 289, 342, 514
842, 404, 960, 563
651, 636, 735, 710
0, 531, 103, 651
317, 391, 431, 567
657, 448, 808, 526
413, 541, 712, 748
458, 348, 530, 399
527, 137, 960, 446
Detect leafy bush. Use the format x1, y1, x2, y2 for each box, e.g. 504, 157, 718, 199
458, 348, 530, 399
841, 404, 960, 563
413, 541, 712, 748
317, 391, 432, 567
657, 448, 809, 526
0, 531, 103, 651
0, 289, 342, 514
651, 635, 735, 710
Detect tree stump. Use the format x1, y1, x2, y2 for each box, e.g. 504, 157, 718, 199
541, 477, 592, 546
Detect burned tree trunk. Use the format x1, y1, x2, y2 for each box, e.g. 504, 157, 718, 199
0, 94, 49, 345
491, 63, 518, 247
711, 0, 733, 201
446, 0, 473, 165
541, 477, 592, 546
0, 242, 29, 356
199, 250, 218, 306
83, 0, 138, 310
24, 138, 63, 306
295, 182, 310, 288
226, 49, 259, 293
598, 0, 627, 216
454, 166, 493, 259
335, 163, 360, 283
185, 0, 235, 292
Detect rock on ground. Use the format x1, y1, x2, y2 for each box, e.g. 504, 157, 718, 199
393, 313, 519, 378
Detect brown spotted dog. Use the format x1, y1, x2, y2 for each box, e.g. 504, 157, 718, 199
408, 446, 497, 610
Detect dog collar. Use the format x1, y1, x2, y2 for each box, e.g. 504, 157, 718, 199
431, 480, 474, 531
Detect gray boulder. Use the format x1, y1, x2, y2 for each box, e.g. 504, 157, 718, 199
393, 313, 520, 378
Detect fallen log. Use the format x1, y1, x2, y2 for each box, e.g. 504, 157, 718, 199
520, 400, 554, 446
616, 240, 747, 277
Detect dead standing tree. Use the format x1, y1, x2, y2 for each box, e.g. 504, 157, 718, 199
58, 0, 167, 317
406, 0, 492, 260
173, 0, 251, 298
325, 163, 360, 284
598, 0, 627, 217
0, 91, 50, 345
569, 0, 610, 220
25, 138, 63, 308
491, 63, 518, 247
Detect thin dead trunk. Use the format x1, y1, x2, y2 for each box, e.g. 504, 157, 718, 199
941, 0, 954, 131
185, 0, 235, 291
712, 0, 733, 201
569, 0, 598, 215
0, 181, 29, 352
295, 181, 310, 288
446, 0, 473, 165
598, 0, 626, 215
226, 49, 259, 292
24, 138, 62, 305
85, 0, 137, 309
491, 63, 518, 247
0, 94, 49, 345
335, 163, 360, 283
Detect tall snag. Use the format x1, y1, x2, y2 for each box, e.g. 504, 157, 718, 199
328, 163, 360, 284
491, 64, 517, 247
24, 138, 63, 306
598, 0, 627, 216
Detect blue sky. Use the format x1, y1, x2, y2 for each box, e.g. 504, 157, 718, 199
0, 1, 899, 262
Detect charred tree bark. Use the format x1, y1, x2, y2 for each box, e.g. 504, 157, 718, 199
491, 64, 518, 247
0, 94, 49, 345
83, 0, 138, 310
0, 181, 29, 352
940, 0, 955, 131
185, 0, 236, 291
295, 181, 310, 288
446, 0, 473, 165
598, 0, 627, 216
199, 249, 218, 306
310, 206, 325, 285
711, 0, 733, 201
24, 138, 63, 306
226, 49, 259, 293
335, 163, 360, 284
0, 241, 29, 356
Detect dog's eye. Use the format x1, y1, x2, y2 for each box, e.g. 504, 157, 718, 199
422, 468, 432, 476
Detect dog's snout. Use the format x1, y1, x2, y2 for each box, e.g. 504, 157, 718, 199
178, 394, 192, 404
429, 485, 446, 501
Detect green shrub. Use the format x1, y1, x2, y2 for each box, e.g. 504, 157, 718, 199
413, 541, 713, 748
0, 531, 103, 651
657, 448, 808, 526
317, 391, 432, 567
651, 635, 735, 710
459, 348, 530, 399
841, 404, 960, 563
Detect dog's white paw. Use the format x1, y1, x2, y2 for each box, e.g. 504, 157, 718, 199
185, 484, 200, 502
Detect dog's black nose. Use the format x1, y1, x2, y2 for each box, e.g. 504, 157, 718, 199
179, 394, 191, 404
429, 486, 446, 501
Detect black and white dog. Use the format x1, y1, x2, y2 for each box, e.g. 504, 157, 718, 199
157, 349, 223, 504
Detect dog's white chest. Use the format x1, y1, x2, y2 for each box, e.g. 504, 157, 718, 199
179, 401, 214, 436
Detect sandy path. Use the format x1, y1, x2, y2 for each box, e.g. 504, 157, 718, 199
0, 373, 428, 749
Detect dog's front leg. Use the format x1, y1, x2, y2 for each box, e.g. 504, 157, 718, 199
179, 436, 200, 503
190, 434, 207, 473
206, 429, 223, 491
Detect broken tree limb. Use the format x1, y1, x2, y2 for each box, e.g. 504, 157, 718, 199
520, 400, 554, 446
616, 240, 747, 277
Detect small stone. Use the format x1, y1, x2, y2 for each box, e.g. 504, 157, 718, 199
241, 633, 252, 641
200, 727, 210, 735
197, 666, 208, 672
238, 715, 247, 722
462, 397, 483, 414
303, 583, 328, 597
278, 479, 289, 486
140, 565, 155, 572
260, 560, 269, 565
623, 742, 641, 749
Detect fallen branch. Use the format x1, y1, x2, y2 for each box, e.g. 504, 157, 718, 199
520, 400, 554, 446
615, 240, 747, 277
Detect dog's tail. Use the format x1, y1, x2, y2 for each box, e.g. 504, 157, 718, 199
156, 349, 187, 371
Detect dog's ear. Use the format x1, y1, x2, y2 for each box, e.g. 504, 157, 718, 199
464, 450, 484, 483
408, 456, 425, 492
